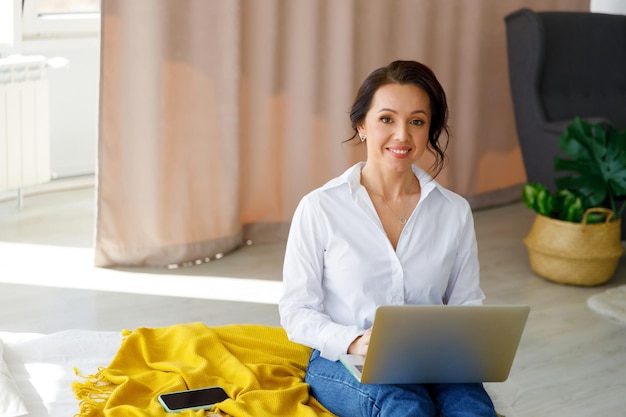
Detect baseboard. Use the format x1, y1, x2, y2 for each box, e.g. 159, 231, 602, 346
0, 174, 95, 204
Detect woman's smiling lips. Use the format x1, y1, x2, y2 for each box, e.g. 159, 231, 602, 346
387, 147, 411, 157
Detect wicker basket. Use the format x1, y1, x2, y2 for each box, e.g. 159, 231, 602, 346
523, 208, 624, 286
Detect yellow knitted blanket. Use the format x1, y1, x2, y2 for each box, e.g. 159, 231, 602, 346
72, 323, 335, 417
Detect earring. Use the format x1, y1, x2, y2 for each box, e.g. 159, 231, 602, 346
359, 133, 367, 142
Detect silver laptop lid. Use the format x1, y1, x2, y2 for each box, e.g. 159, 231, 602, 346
360, 305, 530, 384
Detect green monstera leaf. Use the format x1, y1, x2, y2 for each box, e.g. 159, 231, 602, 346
554, 117, 626, 216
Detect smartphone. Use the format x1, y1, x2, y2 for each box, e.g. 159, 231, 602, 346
158, 386, 229, 412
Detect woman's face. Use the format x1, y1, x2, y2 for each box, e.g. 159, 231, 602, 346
359, 83, 431, 174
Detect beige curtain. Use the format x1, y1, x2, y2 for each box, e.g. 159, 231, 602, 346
95, 0, 589, 267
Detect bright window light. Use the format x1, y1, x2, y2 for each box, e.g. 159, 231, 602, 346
22, 0, 100, 38
37, 0, 100, 15
0, 0, 19, 55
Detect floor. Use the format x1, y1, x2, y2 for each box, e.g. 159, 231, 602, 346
1, 180, 625, 416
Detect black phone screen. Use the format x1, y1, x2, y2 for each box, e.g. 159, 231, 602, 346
159, 387, 229, 410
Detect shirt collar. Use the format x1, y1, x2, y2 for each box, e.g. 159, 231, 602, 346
332, 162, 448, 203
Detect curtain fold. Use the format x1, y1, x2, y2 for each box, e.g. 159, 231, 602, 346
95, 0, 589, 267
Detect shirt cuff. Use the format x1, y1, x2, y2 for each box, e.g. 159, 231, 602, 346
319, 324, 363, 361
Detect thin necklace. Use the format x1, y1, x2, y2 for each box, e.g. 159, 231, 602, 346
362, 175, 416, 225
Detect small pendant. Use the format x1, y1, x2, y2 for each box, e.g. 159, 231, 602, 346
399, 217, 407, 225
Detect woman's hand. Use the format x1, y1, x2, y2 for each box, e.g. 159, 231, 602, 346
347, 328, 372, 356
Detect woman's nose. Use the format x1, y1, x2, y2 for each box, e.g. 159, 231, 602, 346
395, 124, 411, 141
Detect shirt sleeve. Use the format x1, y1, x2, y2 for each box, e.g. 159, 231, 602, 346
444, 200, 485, 306
279, 195, 363, 361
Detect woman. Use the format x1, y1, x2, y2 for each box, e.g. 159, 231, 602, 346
279, 60, 497, 416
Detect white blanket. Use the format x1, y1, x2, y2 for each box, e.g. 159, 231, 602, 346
0, 330, 121, 417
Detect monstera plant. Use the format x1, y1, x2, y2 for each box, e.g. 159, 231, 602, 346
523, 117, 626, 224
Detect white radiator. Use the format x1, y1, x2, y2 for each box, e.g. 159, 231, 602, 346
0, 55, 51, 199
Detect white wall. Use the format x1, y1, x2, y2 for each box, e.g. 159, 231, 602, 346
21, 36, 100, 178
590, 0, 626, 14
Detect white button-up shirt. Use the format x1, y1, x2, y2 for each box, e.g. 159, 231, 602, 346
279, 162, 484, 361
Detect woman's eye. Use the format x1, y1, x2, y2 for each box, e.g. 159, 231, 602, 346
380, 117, 392, 123
411, 119, 424, 126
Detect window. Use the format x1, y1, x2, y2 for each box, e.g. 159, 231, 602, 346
22, 0, 101, 38
0, 0, 20, 55
36, 0, 100, 14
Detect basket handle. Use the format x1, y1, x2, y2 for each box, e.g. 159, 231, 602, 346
582, 207, 615, 224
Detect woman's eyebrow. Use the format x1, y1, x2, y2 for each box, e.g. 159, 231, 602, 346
377, 107, 428, 115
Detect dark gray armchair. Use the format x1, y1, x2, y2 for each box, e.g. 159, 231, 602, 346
504, 8, 626, 237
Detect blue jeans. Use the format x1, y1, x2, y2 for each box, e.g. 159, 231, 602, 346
306, 350, 498, 417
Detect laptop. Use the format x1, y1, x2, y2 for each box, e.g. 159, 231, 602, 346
338, 304, 530, 384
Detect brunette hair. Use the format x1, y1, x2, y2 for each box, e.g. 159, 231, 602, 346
348, 60, 450, 178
